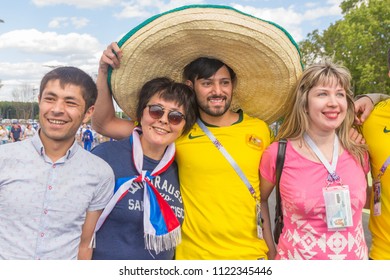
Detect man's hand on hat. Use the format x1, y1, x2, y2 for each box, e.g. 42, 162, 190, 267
99, 42, 123, 74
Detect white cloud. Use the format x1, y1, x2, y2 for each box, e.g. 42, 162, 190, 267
49, 17, 89, 29
231, 1, 342, 42
0, 29, 101, 58
114, 3, 152, 19
71, 17, 90, 29
231, 4, 304, 41
0, 29, 102, 95
304, 0, 342, 18
327, 0, 343, 5
48, 17, 69, 28
304, 2, 319, 8
303, 2, 342, 20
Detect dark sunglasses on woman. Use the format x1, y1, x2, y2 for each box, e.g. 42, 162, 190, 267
147, 104, 186, 125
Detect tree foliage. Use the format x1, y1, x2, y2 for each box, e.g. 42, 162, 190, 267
0, 101, 39, 120
340, 0, 363, 13
299, 0, 389, 95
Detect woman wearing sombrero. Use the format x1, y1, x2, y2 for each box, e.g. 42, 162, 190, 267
92, 5, 302, 259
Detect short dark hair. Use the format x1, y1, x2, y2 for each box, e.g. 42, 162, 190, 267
182, 57, 237, 85
136, 77, 198, 135
39, 66, 97, 112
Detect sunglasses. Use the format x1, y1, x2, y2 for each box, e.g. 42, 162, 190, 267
146, 104, 186, 125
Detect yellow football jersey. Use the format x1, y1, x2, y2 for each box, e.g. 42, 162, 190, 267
175, 112, 273, 259
363, 99, 390, 259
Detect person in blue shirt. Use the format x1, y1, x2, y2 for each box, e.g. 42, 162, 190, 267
90, 45, 198, 259
82, 125, 94, 151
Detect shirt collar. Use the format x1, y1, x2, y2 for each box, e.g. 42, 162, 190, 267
199, 109, 244, 127
31, 129, 80, 161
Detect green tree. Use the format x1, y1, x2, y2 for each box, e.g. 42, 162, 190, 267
298, 30, 325, 67
340, 0, 362, 14
0, 101, 39, 120
299, 0, 390, 95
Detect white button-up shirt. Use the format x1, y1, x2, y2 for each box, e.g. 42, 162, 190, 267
0, 132, 114, 259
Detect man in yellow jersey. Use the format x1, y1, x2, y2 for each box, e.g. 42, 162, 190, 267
355, 48, 390, 259
173, 57, 274, 259
91, 5, 302, 259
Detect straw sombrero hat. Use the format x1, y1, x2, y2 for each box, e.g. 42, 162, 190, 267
109, 4, 303, 124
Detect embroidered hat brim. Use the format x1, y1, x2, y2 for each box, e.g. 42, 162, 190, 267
109, 4, 303, 124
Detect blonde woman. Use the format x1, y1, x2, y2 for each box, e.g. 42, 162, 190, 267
260, 59, 369, 260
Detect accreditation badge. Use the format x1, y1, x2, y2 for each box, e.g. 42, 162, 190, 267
373, 180, 381, 216
256, 201, 263, 239
323, 185, 353, 229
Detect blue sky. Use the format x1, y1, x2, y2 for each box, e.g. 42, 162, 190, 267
0, 0, 343, 101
